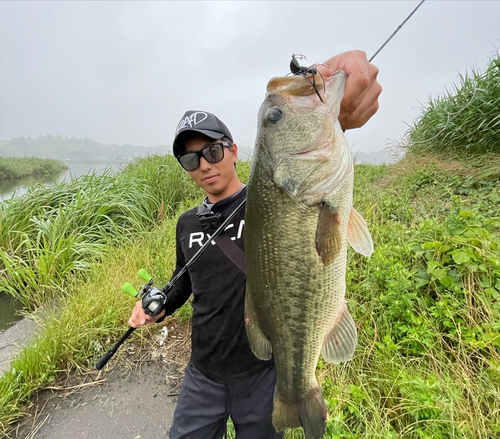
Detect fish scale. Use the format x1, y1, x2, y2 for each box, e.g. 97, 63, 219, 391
245, 70, 373, 438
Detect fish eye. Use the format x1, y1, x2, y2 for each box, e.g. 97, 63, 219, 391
266, 107, 283, 124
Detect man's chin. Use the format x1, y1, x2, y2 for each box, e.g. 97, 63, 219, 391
204, 185, 223, 196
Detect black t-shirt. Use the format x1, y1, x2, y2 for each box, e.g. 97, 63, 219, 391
162, 186, 273, 382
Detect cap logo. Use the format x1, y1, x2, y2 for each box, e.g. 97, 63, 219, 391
176, 112, 209, 135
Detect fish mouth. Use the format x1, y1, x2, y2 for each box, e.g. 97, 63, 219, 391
266, 70, 345, 114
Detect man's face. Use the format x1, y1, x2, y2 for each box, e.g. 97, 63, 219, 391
183, 135, 238, 198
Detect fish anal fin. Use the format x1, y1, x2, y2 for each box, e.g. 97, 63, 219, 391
321, 303, 358, 364
347, 207, 374, 257
244, 292, 272, 360
315, 203, 342, 266
273, 386, 326, 439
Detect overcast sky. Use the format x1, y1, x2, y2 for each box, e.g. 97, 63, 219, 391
1, 1, 499, 153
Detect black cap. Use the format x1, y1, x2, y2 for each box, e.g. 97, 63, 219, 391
173, 110, 233, 157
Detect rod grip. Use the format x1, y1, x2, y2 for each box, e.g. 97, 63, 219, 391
95, 327, 136, 370
95, 350, 114, 370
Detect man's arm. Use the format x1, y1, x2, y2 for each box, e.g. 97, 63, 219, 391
316, 50, 382, 131
128, 220, 192, 327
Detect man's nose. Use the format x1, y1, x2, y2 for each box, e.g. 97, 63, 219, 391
198, 156, 213, 171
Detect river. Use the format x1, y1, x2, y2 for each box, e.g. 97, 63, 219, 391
0, 161, 125, 332
0, 160, 125, 201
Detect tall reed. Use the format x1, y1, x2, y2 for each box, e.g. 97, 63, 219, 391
408, 55, 500, 156
0, 155, 202, 308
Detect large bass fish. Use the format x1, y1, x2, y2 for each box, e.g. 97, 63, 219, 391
244, 70, 374, 439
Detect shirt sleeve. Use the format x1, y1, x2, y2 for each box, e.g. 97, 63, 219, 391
156, 217, 192, 322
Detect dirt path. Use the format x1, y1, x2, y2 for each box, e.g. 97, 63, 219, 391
7, 321, 191, 439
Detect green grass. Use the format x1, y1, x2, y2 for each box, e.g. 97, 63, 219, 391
408, 54, 500, 156
314, 156, 500, 438
0, 155, 202, 308
0, 157, 67, 181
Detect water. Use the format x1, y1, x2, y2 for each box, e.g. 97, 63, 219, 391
0, 293, 24, 333
0, 161, 125, 201
0, 161, 125, 329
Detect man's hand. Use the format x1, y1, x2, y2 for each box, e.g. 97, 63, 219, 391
128, 300, 165, 328
316, 50, 382, 131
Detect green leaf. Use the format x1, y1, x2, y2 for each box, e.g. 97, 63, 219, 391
439, 245, 453, 253
449, 225, 466, 235
433, 268, 447, 281
479, 276, 491, 288
427, 261, 438, 273
452, 250, 470, 265
440, 276, 455, 287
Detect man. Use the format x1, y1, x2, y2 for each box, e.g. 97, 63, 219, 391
129, 50, 382, 438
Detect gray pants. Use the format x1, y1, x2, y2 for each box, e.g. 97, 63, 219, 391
169, 362, 284, 439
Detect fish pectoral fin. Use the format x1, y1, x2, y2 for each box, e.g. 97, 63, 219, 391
244, 292, 272, 360
321, 303, 358, 364
347, 207, 374, 257
315, 203, 342, 266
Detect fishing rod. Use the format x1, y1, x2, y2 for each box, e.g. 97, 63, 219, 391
369, 0, 426, 63
290, 0, 426, 89
95, 197, 247, 371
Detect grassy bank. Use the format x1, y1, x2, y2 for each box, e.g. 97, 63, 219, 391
318, 155, 500, 438
0, 153, 498, 437
0, 157, 67, 181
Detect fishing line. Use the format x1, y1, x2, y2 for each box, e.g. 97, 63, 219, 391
369, 0, 426, 63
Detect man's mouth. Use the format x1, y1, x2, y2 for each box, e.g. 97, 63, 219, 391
203, 175, 218, 183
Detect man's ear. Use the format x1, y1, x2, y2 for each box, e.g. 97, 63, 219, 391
231, 143, 238, 163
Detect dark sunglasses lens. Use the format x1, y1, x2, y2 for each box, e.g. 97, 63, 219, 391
202, 144, 224, 163
179, 153, 199, 171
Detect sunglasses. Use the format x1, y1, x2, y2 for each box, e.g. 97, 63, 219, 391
178, 141, 231, 171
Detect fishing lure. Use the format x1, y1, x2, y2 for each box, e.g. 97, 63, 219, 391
290, 54, 326, 103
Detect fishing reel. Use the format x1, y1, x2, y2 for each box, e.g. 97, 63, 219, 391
121, 269, 167, 317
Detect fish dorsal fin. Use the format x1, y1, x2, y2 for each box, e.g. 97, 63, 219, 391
321, 303, 358, 364
347, 208, 374, 257
315, 203, 342, 266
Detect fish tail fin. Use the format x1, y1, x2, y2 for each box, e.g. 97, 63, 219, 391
273, 386, 326, 439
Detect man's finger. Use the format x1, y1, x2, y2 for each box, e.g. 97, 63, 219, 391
347, 101, 380, 130
341, 80, 382, 130
342, 69, 370, 107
